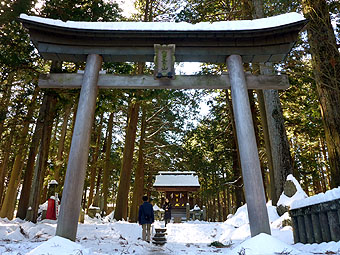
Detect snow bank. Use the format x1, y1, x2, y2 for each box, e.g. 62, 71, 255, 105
226, 203, 280, 228
229, 233, 301, 255
291, 186, 340, 209
27, 236, 90, 255
277, 174, 308, 208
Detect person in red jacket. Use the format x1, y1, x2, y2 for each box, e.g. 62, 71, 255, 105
138, 195, 154, 242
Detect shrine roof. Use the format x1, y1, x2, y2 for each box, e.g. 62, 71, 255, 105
153, 171, 200, 187
19, 13, 307, 63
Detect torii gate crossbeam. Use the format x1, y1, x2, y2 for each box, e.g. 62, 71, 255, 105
19, 13, 307, 241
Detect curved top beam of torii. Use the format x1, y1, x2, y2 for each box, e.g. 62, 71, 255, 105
19, 12, 307, 64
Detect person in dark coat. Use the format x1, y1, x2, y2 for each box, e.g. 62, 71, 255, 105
162, 198, 172, 226
138, 195, 154, 242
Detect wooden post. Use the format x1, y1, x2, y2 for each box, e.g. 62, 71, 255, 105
186, 203, 190, 221
297, 215, 307, 243
203, 206, 207, 221
304, 213, 314, 243
56, 54, 102, 241
319, 212, 331, 242
226, 55, 271, 237
311, 213, 322, 243
327, 210, 340, 241
291, 215, 300, 243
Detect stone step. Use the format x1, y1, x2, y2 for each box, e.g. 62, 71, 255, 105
153, 236, 166, 242
155, 228, 167, 233
154, 233, 165, 237
152, 240, 166, 245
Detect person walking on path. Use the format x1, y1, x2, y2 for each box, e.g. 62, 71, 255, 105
138, 195, 154, 242
162, 198, 172, 227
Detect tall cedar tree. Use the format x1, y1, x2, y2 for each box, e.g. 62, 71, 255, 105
302, 0, 340, 188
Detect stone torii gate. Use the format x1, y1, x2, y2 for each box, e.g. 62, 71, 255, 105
19, 12, 307, 241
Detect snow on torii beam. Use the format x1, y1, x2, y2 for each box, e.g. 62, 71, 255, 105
19, 13, 307, 64
19, 13, 307, 242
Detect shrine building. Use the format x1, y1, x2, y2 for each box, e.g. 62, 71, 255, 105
153, 171, 200, 214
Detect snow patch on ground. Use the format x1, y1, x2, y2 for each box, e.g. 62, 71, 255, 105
1, 200, 340, 254
229, 233, 301, 255
27, 236, 90, 255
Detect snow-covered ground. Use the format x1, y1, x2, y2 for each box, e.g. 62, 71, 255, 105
1, 203, 340, 255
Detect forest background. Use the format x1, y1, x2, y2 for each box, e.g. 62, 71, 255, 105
0, 0, 339, 224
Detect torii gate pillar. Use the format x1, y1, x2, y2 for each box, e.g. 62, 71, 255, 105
56, 54, 102, 241
226, 55, 271, 237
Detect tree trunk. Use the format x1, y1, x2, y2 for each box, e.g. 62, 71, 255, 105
217, 189, 222, 222
87, 112, 104, 210
262, 65, 294, 205
226, 187, 231, 215
256, 90, 276, 202
0, 74, 13, 140
82, 185, 87, 210
263, 88, 293, 205
320, 137, 331, 188
312, 172, 322, 194
16, 99, 46, 219
302, 173, 310, 196
40, 185, 48, 204
129, 107, 146, 222
225, 89, 244, 208
54, 103, 72, 183
102, 112, 114, 215
145, 168, 153, 199
212, 196, 216, 222
0, 87, 39, 219
252, 0, 264, 19
207, 199, 211, 221
318, 162, 327, 193
17, 62, 61, 219
222, 188, 227, 221
25, 92, 57, 222
93, 167, 103, 207
58, 101, 78, 189
0, 75, 14, 204
0, 132, 14, 206
114, 100, 140, 220
250, 0, 292, 205
302, 0, 340, 188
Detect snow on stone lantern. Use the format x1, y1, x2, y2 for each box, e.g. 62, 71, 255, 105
48, 180, 58, 197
